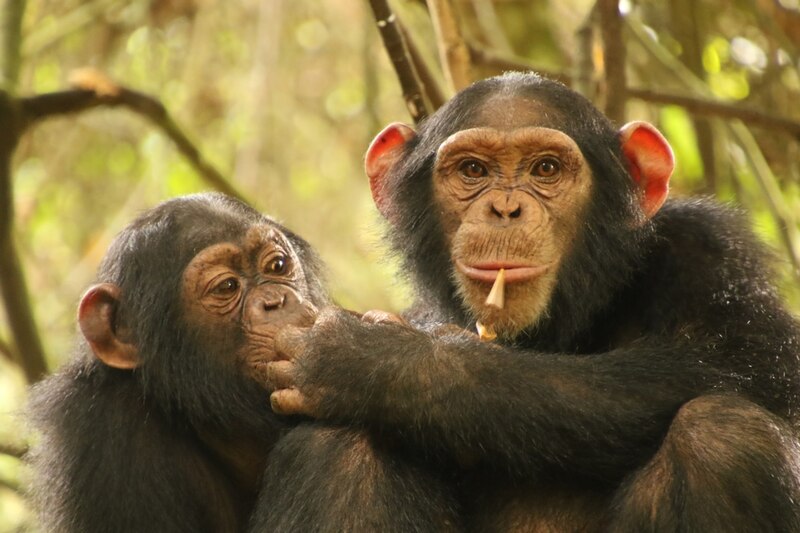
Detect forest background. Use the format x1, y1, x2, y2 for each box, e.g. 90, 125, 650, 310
1, 0, 800, 529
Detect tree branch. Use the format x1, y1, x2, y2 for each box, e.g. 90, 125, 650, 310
598, 0, 626, 123
0, 334, 17, 363
397, 18, 446, 110
627, 88, 800, 142
0, 441, 27, 459
466, 46, 800, 142
367, 0, 429, 123
428, 0, 472, 92
0, 91, 48, 383
16, 69, 249, 203
468, 45, 571, 85
1, 0, 25, 91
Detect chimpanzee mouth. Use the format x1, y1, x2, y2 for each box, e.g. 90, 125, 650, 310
456, 260, 551, 283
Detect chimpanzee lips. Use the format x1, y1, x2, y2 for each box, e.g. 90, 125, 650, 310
456, 260, 551, 283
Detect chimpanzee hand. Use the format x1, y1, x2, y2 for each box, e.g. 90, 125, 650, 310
265, 306, 435, 420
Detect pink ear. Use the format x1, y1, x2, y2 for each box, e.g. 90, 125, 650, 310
619, 121, 674, 219
364, 123, 416, 221
79, 283, 139, 369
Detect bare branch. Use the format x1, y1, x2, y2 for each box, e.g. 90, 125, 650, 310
465, 47, 800, 142
428, 0, 472, 92
628, 88, 800, 142
367, 0, 429, 123
1, 0, 25, 91
468, 45, 571, 85
0, 335, 17, 363
574, 6, 598, 100
17, 69, 249, 203
0, 441, 27, 459
598, 0, 626, 123
0, 92, 48, 383
0, 477, 21, 494
397, 19, 446, 110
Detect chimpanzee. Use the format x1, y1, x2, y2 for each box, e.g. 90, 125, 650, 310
26, 193, 458, 532
266, 72, 800, 531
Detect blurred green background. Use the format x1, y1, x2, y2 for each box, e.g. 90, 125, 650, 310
1, 0, 800, 529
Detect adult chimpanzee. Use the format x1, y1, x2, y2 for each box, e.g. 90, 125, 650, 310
27, 193, 458, 532
266, 72, 800, 531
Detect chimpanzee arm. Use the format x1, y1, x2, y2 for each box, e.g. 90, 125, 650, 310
269, 308, 792, 482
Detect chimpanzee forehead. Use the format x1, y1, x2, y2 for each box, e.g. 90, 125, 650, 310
242, 224, 293, 253
436, 127, 582, 161
468, 94, 564, 132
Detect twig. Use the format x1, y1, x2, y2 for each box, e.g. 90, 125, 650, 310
0, 92, 48, 383
16, 69, 248, 203
574, 5, 598, 99
366, 0, 429, 123
469, 0, 512, 54
0, 335, 17, 363
397, 19, 446, 110
627, 88, 800, 142
428, 0, 472, 92
1, 0, 26, 91
597, 0, 626, 123
732, 121, 800, 276
466, 45, 800, 142
467, 45, 571, 85
0, 441, 27, 459
626, 16, 800, 280
0, 477, 21, 494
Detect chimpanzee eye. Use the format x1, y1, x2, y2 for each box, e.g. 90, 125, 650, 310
212, 277, 239, 295
267, 255, 288, 275
458, 159, 489, 180
532, 157, 561, 179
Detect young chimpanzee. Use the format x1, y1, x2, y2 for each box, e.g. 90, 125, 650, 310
267, 72, 800, 531
27, 193, 458, 532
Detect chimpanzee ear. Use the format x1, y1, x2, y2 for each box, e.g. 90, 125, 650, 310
78, 283, 139, 369
365, 122, 416, 221
619, 121, 674, 219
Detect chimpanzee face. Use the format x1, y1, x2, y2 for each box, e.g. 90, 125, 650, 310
431, 115, 594, 336
365, 79, 673, 339
181, 224, 317, 382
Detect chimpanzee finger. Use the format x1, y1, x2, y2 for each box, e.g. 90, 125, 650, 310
270, 388, 311, 416
265, 360, 296, 390
361, 309, 409, 326
274, 325, 307, 361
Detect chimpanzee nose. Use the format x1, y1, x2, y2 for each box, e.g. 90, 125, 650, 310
490, 195, 522, 220
261, 294, 285, 312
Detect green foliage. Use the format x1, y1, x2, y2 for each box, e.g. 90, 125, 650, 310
1, 0, 799, 529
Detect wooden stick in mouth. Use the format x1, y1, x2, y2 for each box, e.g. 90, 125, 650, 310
476, 268, 505, 341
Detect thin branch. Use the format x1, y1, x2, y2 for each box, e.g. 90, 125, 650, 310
0, 91, 48, 383
574, 5, 598, 99
0, 441, 27, 459
397, 18, 446, 110
1, 0, 26, 91
626, 16, 800, 279
428, 0, 472, 92
469, 0, 512, 54
0, 477, 21, 494
16, 69, 248, 203
598, 0, 626, 123
367, 0, 429, 123
468, 45, 571, 85
0, 334, 16, 363
732, 121, 800, 277
628, 88, 800, 142
466, 46, 800, 142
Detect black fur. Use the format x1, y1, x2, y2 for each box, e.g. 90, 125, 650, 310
278, 73, 800, 531
27, 193, 458, 532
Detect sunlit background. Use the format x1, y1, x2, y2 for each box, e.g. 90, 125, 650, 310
1, 0, 800, 529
